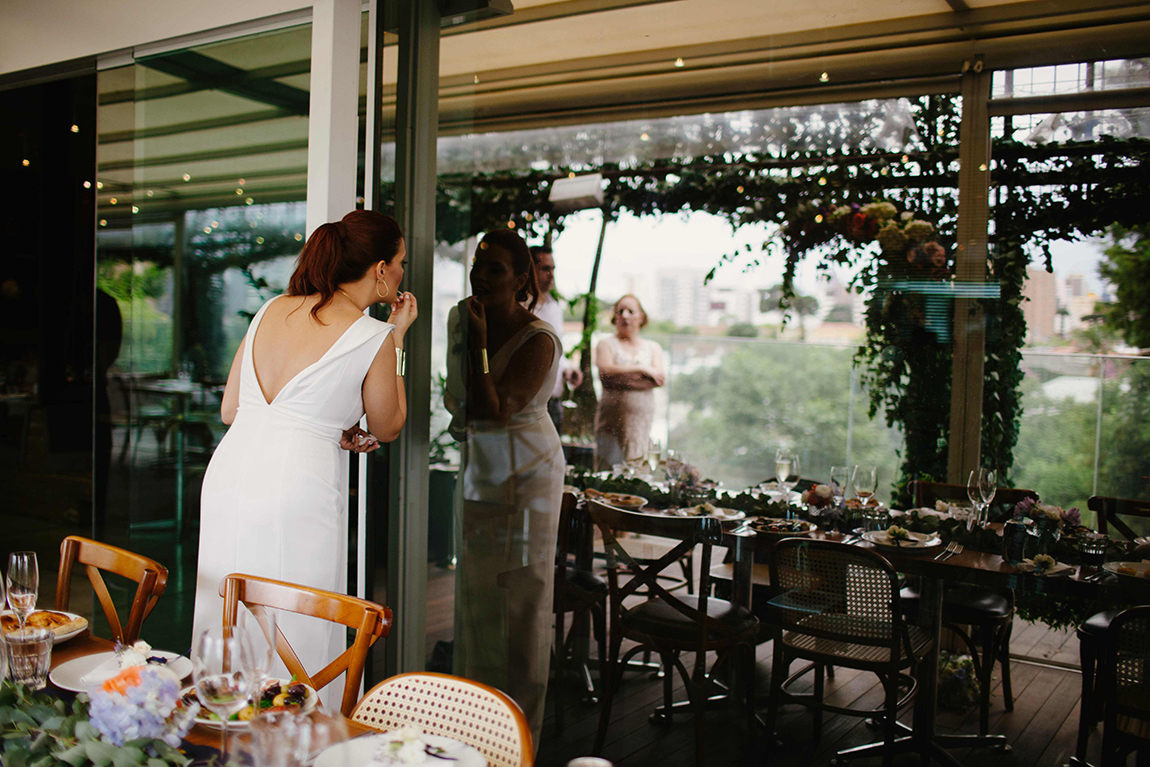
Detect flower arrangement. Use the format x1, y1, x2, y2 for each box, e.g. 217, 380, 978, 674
800, 484, 834, 508
886, 525, 911, 541
1014, 497, 1081, 529
1031, 554, 1057, 573
0, 680, 192, 767
88, 666, 197, 748
937, 652, 980, 712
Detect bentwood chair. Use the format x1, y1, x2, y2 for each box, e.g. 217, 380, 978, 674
553, 491, 608, 733
219, 573, 391, 717
351, 672, 533, 767
900, 480, 1039, 735
587, 501, 759, 765
1100, 606, 1150, 766
765, 539, 931, 766
56, 535, 168, 644
1074, 495, 1150, 765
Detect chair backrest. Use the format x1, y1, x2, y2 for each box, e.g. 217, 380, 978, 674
219, 573, 392, 717
909, 480, 1038, 519
1104, 605, 1150, 740
586, 500, 737, 653
767, 538, 905, 654
1089, 496, 1150, 542
350, 672, 533, 767
56, 536, 168, 644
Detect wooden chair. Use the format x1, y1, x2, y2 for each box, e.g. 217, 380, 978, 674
219, 573, 391, 718
351, 672, 533, 767
902, 479, 1039, 735
553, 491, 607, 733
587, 500, 759, 765
1100, 606, 1150, 767
1074, 495, 1150, 765
765, 539, 931, 765
56, 535, 168, 644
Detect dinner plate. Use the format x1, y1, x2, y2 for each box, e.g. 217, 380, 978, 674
1134, 536, 1149, 547
314, 732, 486, 767
663, 506, 745, 522
1103, 561, 1150, 580
749, 518, 818, 537
583, 489, 648, 510
1, 609, 87, 643
49, 650, 192, 692
862, 530, 942, 553
180, 679, 317, 728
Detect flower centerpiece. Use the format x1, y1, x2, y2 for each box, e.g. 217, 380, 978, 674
801, 484, 834, 508
369, 724, 455, 765
937, 652, 981, 712
1014, 497, 1080, 557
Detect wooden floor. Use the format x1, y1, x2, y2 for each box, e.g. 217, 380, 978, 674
534, 618, 1122, 767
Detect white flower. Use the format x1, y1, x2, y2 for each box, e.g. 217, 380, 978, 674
118, 640, 152, 669
1033, 554, 1056, 572
813, 484, 833, 499
1037, 504, 1063, 523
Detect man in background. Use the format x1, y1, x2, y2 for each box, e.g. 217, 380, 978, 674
529, 246, 582, 434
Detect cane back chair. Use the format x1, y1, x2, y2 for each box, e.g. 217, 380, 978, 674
587, 500, 759, 765
351, 672, 533, 767
219, 573, 391, 717
1101, 606, 1150, 766
765, 539, 931, 765
56, 535, 168, 644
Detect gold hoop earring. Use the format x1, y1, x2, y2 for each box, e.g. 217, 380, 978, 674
376, 279, 389, 300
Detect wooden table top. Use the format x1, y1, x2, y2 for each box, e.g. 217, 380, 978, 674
49, 632, 372, 748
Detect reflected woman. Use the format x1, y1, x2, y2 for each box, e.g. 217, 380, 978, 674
192, 211, 417, 696
445, 229, 564, 746
594, 294, 665, 470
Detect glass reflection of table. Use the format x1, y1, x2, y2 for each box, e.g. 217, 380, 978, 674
130, 378, 221, 541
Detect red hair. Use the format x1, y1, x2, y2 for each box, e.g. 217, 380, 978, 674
287, 210, 403, 320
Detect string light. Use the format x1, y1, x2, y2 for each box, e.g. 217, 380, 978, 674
96, 182, 103, 189
70, 124, 79, 133
737, 185, 744, 193
673, 58, 685, 67
238, 178, 245, 185
203, 227, 212, 234
236, 188, 244, 195
640, 132, 650, 141
146, 190, 154, 197
507, 220, 516, 229
22, 159, 30, 166
294, 233, 303, 241
109, 198, 117, 205
818, 177, 827, 186
99, 219, 107, 227
256, 237, 265, 244
131, 206, 139, 214
183, 173, 191, 181
245, 197, 254, 205
819, 72, 829, 83
83, 181, 91, 189
815, 214, 824, 223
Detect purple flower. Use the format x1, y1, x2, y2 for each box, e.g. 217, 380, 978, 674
88, 666, 196, 748
1013, 497, 1036, 519
1061, 507, 1081, 528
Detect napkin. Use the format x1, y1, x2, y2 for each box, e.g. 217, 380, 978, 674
1017, 558, 1074, 576
79, 654, 126, 687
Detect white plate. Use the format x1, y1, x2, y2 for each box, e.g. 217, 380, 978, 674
1134, 537, 1149, 547
862, 530, 943, 552
315, 732, 486, 767
181, 679, 317, 729
2, 610, 88, 643
1103, 561, 1150, 580
49, 651, 192, 693
663, 506, 745, 521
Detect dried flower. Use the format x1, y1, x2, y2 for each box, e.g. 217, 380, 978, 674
1061, 507, 1081, 528
886, 525, 910, 541
876, 221, 908, 254
904, 219, 935, 241
1033, 554, 1056, 572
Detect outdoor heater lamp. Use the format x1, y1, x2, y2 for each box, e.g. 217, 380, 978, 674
548, 173, 605, 214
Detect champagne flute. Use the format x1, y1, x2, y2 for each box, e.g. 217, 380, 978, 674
979, 469, 998, 527
829, 466, 849, 509
966, 469, 983, 531
193, 626, 256, 761
646, 439, 663, 474
7, 552, 39, 630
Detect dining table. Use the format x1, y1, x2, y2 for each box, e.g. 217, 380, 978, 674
47, 631, 373, 752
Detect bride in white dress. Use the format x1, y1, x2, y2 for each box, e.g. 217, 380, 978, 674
192, 211, 417, 695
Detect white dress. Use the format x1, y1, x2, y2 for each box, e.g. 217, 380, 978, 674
192, 296, 394, 701
445, 310, 565, 746
594, 335, 660, 470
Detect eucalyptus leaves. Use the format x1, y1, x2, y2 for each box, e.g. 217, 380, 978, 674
0, 681, 190, 767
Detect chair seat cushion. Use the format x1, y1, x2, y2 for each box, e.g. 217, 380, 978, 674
901, 585, 1012, 624
1078, 608, 1122, 639
781, 614, 931, 667
622, 595, 757, 643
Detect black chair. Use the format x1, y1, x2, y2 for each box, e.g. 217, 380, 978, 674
1074, 495, 1150, 765
553, 491, 607, 733
899, 479, 1038, 736
587, 500, 759, 765
1100, 606, 1150, 766
764, 538, 931, 766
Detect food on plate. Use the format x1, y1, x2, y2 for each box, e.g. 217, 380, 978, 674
583, 488, 646, 508
750, 518, 814, 534
886, 525, 910, 541
1117, 565, 1137, 576
1, 610, 86, 638
691, 502, 716, 515
179, 679, 312, 723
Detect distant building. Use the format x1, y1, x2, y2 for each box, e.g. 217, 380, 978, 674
1023, 268, 1057, 342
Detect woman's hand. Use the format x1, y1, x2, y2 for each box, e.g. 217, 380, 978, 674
646, 367, 667, 386
389, 291, 418, 338
340, 425, 381, 453
463, 296, 487, 347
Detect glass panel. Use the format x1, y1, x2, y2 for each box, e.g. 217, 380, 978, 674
95, 23, 312, 649
992, 58, 1150, 98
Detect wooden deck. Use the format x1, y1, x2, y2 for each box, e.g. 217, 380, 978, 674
535, 618, 1105, 767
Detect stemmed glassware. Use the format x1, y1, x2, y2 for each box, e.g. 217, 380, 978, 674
775, 449, 800, 496
7, 552, 39, 630
239, 606, 278, 690
967, 468, 997, 529
646, 439, 663, 475
829, 466, 849, 509
851, 466, 877, 505
193, 626, 257, 762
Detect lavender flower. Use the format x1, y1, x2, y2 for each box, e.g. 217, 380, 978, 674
1061, 507, 1081, 528
88, 666, 197, 747
1013, 496, 1036, 519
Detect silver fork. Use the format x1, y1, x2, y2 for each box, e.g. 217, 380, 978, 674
934, 541, 957, 561
944, 543, 964, 561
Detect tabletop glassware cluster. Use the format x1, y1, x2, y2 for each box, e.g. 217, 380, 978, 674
4, 551, 51, 688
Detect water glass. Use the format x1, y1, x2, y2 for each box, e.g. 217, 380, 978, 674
1078, 532, 1109, 568
7, 627, 52, 689
250, 710, 348, 767
193, 626, 257, 761
829, 466, 849, 508
7, 551, 39, 630
862, 505, 888, 533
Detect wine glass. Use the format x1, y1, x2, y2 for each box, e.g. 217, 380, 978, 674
829, 466, 849, 509
979, 469, 998, 527
851, 466, 877, 505
238, 606, 278, 688
7, 552, 39, 630
646, 440, 663, 474
193, 626, 257, 761
966, 469, 983, 531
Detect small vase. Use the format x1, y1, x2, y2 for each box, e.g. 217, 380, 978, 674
1026, 518, 1061, 559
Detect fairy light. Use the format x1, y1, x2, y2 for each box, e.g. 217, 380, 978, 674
99, 219, 107, 227
294, 233, 303, 241
640, 132, 650, 141
22, 159, 30, 167
70, 124, 79, 133
819, 72, 829, 82
256, 237, 265, 244
674, 58, 685, 67
245, 197, 254, 205
109, 198, 118, 205
132, 206, 139, 214
203, 227, 212, 234
818, 177, 827, 186
236, 188, 244, 195
737, 185, 745, 193
83, 181, 91, 189
96, 181, 103, 189
183, 173, 191, 181
146, 190, 154, 197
